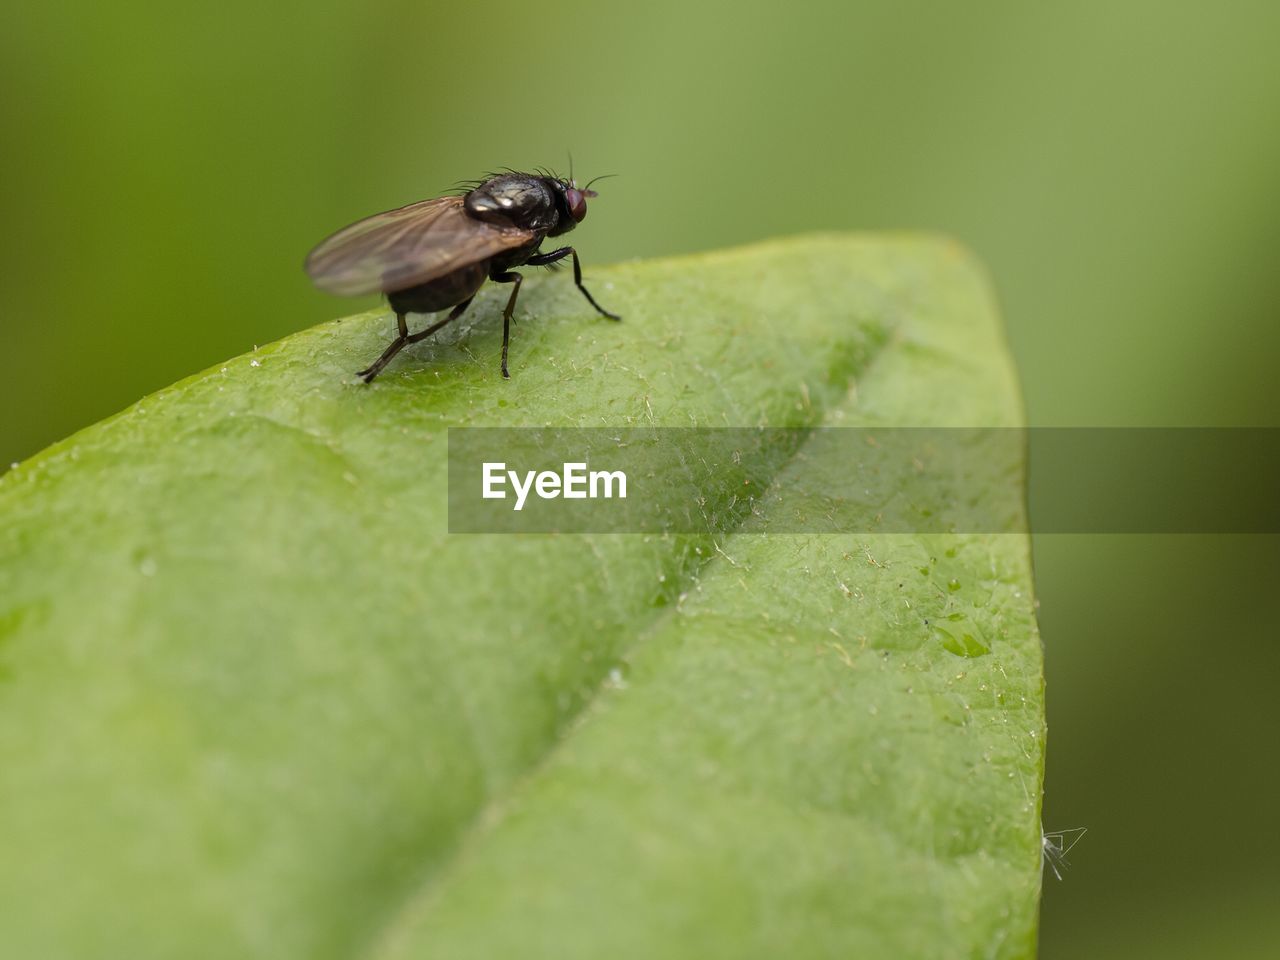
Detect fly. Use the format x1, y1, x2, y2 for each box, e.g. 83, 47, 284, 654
304, 170, 620, 381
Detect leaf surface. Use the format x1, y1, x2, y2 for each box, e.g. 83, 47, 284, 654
0, 234, 1045, 959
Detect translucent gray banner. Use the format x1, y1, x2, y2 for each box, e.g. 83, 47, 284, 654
447, 428, 1280, 534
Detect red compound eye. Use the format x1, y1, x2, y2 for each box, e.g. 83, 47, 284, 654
566, 188, 587, 222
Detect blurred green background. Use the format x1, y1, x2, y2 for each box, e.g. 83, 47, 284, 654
3, 1, 1277, 956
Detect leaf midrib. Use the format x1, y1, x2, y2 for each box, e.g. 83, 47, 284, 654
350, 324, 896, 960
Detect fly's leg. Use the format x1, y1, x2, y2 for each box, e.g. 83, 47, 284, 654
356, 297, 474, 383
490, 271, 523, 379
526, 246, 621, 321
355, 312, 409, 383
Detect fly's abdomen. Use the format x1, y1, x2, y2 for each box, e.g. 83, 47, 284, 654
386, 261, 487, 314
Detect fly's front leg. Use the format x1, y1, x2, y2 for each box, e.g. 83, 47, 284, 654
490, 271, 523, 379
526, 247, 621, 321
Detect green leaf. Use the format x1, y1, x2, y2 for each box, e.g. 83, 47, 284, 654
0, 234, 1045, 959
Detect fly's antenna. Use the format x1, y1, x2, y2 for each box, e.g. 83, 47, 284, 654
568, 151, 575, 185
1042, 826, 1088, 881
583, 173, 618, 192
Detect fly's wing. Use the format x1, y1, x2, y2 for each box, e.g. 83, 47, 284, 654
304, 196, 536, 296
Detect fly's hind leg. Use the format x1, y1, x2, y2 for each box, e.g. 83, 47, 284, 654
357, 297, 474, 383
355, 312, 410, 383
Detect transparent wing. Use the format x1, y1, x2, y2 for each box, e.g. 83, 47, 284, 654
304, 196, 536, 296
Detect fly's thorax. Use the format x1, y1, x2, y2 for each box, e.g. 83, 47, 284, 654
465, 174, 563, 234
